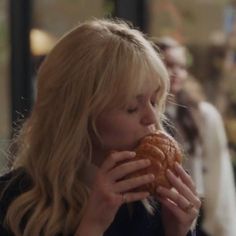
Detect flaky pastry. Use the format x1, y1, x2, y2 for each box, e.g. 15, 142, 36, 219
129, 130, 183, 195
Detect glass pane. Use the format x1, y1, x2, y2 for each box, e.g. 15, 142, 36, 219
33, 0, 105, 39
0, 0, 10, 172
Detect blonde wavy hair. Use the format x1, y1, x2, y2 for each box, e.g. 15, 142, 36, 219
5, 18, 169, 236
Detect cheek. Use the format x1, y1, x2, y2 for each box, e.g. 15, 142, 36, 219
96, 115, 139, 150
171, 70, 187, 85
179, 70, 188, 80
170, 78, 182, 94
97, 119, 121, 139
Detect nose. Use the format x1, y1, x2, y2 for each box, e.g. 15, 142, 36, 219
141, 103, 158, 126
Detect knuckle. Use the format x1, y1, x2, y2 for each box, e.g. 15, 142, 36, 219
195, 198, 202, 208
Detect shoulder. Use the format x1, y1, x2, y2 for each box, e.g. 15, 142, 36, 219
199, 101, 221, 118
0, 168, 30, 197
198, 102, 229, 147
199, 101, 223, 125
0, 169, 31, 222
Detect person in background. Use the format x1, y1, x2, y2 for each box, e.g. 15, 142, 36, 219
155, 37, 236, 236
0, 19, 200, 236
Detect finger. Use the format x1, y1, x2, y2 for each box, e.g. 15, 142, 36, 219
122, 191, 150, 203
174, 162, 197, 194
114, 174, 155, 193
166, 169, 201, 208
158, 195, 185, 218
156, 187, 193, 212
108, 159, 151, 181
157, 196, 198, 220
101, 151, 136, 172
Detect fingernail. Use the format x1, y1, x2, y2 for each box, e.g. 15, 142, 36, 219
129, 152, 136, 157
148, 174, 155, 180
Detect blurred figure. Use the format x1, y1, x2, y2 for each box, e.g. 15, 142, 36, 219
155, 37, 236, 236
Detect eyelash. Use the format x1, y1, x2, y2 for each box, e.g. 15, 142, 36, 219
151, 100, 158, 107
127, 107, 138, 114
127, 101, 157, 114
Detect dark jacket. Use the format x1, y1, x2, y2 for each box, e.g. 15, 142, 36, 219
0, 170, 195, 236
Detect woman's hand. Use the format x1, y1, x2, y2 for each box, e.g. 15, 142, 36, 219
156, 162, 201, 236
76, 151, 154, 235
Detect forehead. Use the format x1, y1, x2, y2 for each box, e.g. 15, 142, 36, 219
122, 81, 161, 110
165, 47, 187, 65
102, 49, 167, 110
135, 78, 160, 98
107, 73, 161, 110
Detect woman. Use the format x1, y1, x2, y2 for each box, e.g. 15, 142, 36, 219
156, 36, 236, 236
0, 19, 200, 236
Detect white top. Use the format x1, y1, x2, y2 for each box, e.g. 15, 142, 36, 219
166, 101, 236, 235
182, 144, 205, 197
199, 101, 236, 236
165, 104, 205, 197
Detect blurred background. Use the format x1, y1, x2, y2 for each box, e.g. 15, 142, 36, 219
0, 0, 236, 175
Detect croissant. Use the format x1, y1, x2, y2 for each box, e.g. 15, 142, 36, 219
130, 130, 183, 195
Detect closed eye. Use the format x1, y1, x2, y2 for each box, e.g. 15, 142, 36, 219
151, 100, 158, 108
127, 107, 138, 113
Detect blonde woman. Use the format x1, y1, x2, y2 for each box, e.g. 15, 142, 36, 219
0, 19, 200, 236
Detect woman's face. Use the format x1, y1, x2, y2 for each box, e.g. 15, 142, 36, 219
164, 47, 188, 94
95, 79, 160, 155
